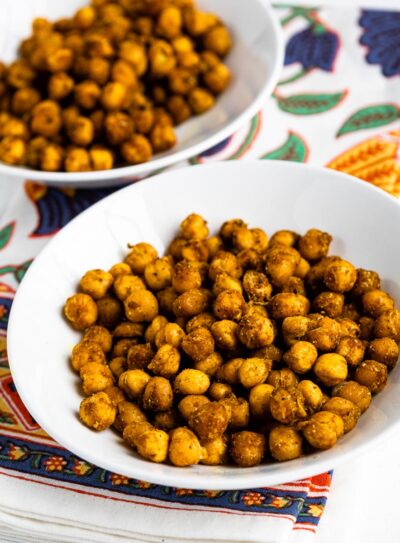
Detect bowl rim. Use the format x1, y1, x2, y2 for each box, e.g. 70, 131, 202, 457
0, 2, 284, 185
7, 160, 400, 490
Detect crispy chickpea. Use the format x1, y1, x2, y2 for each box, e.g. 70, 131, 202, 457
114, 274, 145, 301
109, 262, 132, 279
215, 358, 243, 385
362, 289, 394, 318
178, 394, 210, 420
124, 289, 159, 322
62, 106, 80, 131
186, 312, 215, 332
167, 95, 192, 124
337, 317, 360, 338
313, 292, 344, 318
86, 34, 114, 58
323, 397, 361, 433
115, 401, 147, 431
267, 368, 299, 388
181, 327, 215, 362
351, 268, 381, 298
238, 358, 270, 388
172, 261, 202, 294
79, 392, 116, 431
203, 25, 232, 58
39, 143, 63, 172
83, 325, 112, 353
355, 360, 388, 394
269, 426, 302, 462
270, 386, 307, 424
89, 145, 114, 171
147, 344, 180, 377
265, 246, 300, 287
367, 338, 399, 368
149, 40, 176, 77
118, 369, 151, 399
209, 251, 242, 280
248, 383, 274, 418
283, 341, 318, 374
213, 290, 246, 321
142, 376, 173, 411
204, 63, 231, 94
112, 338, 138, 358
253, 344, 283, 364
100, 82, 127, 111
64, 293, 98, 330
295, 258, 311, 279
269, 293, 310, 320
242, 270, 272, 303
281, 316, 309, 346
208, 382, 233, 400
153, 408, 179, 431
222, 396, 250, 428
11, 88, 40, 115
374, 309, 400, 341
174, 368, 210, 395
238, 313, 275, 349
65, 148, 91, 172
88, 57, 110, 86
188, 87, 215, 114
127, 343, 154, 370
125, 243, 157, 274
122, 420, 153, 442
180, 240, 209, 262
119, 41, 147, 76
213, 273, 242, 297
172, 288, 210, 318
169, 427, 203, 466
156, 287, 178, 315
80, 269, 113, 299
105, 112, 134, 145
314, 353, 348, 387
302, 411, 344, 450
144, 257, 173, 291
194, 351, 223, 377
342, 303, 361, 321
237, 249, 263, 272
323, 259, 357, 293
104, 385, 125, 406
0, 118, 29, 140
48, 72, 73, 101
80, 362, 114, 396
31, 101, 62, 138
306, 316, 341, 351
230, 431, 265, 467
109, 357, 127, 378
155, 322, 185, 348
179, 213, 209, 240
298, 229, 332, 261
336, 337, 366, 367
211, 319, 239, 350
7, 59, 35, 88
297, 380, 323, 413
134, 427, 169, 463
114, 321, 144, 338
75, 80, 101, 110
71, 341, 106, 372
169, 67, 197, 95
333, 381, 371, 413
269, 230, 299, 248
188, 401, 229, 441
121, 134, 153, 164
156, 6, 182, 39
280, 276, 306, 296
200, 435, 228, 465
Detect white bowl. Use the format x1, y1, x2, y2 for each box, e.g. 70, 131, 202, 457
7, 161, 400, 490
0, 0, 283, 188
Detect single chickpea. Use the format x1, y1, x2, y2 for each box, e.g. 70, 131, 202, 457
337, 317, 360, 338
124, 290, 159, 322
297, 380, 323, 413
269, 293, 310, 320
167, 94, 192, 125
265, 246, 301, 287
302, 411, 344, 450
115, 401, 147, 431
209, 251, 242, 280
253, 344, 282, 363
342, 303, 361, 322
101, 81, 127, 111
200, 435, 228, 465
174, 368, 210, 395
121, 134, 153, 164
153, 408, 180, 431
62, 106, 80, 131
155, 322, 185, 349
313, 292, 344, 318
132, 426, 170, 463
150, 122, 177, 152
362, 289, 394, 318
188, 87, 215, 114
314, 353, 348, 387
238, 313, 275, 349
213, 272, 242, 296
65, 148, 91, 172
113, 321, 144, 338
281, 316, 309, 346
172, 288, 211, 318
351, 268, 381, 298
269, 426, 302, 462
149, 40, 176, 77
169, 67, 197, 95
118, 369, 151, 400
127, 343, 154, 370
104, 386, 125, 407
184, 8, 218, 36
295, 257, 311, 279
248, 384, 274, 418
204, 63, 231, 94
213, 290, 246, 321
119, 41, 147, 76
242, 270, 272, 303
11, 88, 40, 115
323, 259, 357, 293
142, 376, 174, 411
143, 257, 173, 291
367, 337, 399, 368
88, 57, 110, 86
220, 396, 249, 428
306, 316, 341, 351
86, 34, 114, 58
178, 394, 210, 420
39, 143, 63, 172
79, 392, 116, 431
194, 351, 223, 377
355, 360, 388, 394
147, 344, 180, 377
267, 368, 298, 388
80, 362, 114, 396
122, 420, 153, 443
156, 6, 182, 39
169, 427, 203, 466
211, 319, 240, 350
298, 229, 332, 261
238, 358, 270, 388
71, 341, 106, 372
64, 293, 97, 330
181, 327, 215, 362
80, 269, 113, 299
104, 112, 134, 145
203, 25, 232, 57
125, 242, 157, 274
109, 262, 132, 279
324, 397, 361, 433
283, 341, 318, 374
109, 357, 127, 378
114, 274, 145, 301
112, 338, 138, 358
336, 337, 366, 367
230, 431, 266, 467
374, 309, 400, 341
83, 325, 112, 353
186, 312, 215, 332
31, 100, 62, 138
7, 59, 35, 88
208, 382, 233, 400
333, 381, 372, 413
270, 386, 307, 424
89, 145, 114, 171
97, 296, 123, 329
157, 287, 178, 315
215, 358, 243, 385
188, 401, 230, 440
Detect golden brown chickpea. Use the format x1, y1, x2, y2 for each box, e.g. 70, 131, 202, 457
270, 386, 307, 424
64, 293, 98, 330
97, 296, 124, 329
100, 81, 126, 111
213, 290, 246, 321
323, 397, 361, 433
248, 383, 274, 418
342, 303, 361, 322
118, 369, 150, 399
87, 57, 110, 86
314, 353, 348, 387
147, 344, 180, 377
194, 351, 223, 377
104, 112, 134, 145
297, 380, 323, 413
374, 309, 400, 341
119, 40, 147, 76
40, 143, 63, 172
144, 257, 173, 291
269, 426, 302, 462
124, 289, 159, 323
168, 67, 197, 95
80, 269, 113, 299
171, 262, 200, 296
48, 72, 74, 101
126, 343, 154, 371
214, 358, 243, 385
172, 288, 210, 318
134, 426, 170, 463
114, 321, 144, 339
168, 427, 203, 466
186, 312, 215, 333
242, 271, 272, 303
74, 80, 101, 111
306, 316, 341, 351
209, 251, 242, 280
351, 268, 381, 298
115, 401, 147, 431
65, 148, 91, 172
222, 396, 250, 428
265, 246, 301, 287
155, 5, 182, 38
302, 411, 344, 450
212, 273, 242, 296
230, 431, 266, 467
31, 100, 62, 138
298, 229, 332, 261
113, 338, 138, 358
204, 63, 231, 94
313, 292, 344, 318
178, 394, 210, 420
362, 289, 394, 318
238, 358, 270, 388
125, 243, 157, 274
203, 25, 232, 58
188, 400, 230, 441
324, 259, 357, 293
121, 133, 153, 164
333, 381, 371, 413
269, 293, 310, 320
283, 341, 318, 374
0, 118, 29, 140
253, 344, 282, 363
167, 95, 192, 125
181, 327, 215, 362
80, 362, 114, 396
156, 287, 178, 316
79, 392, 116, 431
281, 316, 309, 346
86, 34, 114, 58
267, 368, 299, 389
268, 230, 299, 248
71, 341, 106, 372
181, 240, 209, 262
149, 39, 176, 77
153, 408, 179, 431
150, 122, 176, 152
188, 87, 215, 114
207, 382, 232, 401
109, 262, 132, 279
355, 360, 388, 393
155, 322, 185, 349
11, 88, 40, 115
142, 376, 173, 411
122, 419, 153, 442
280, 276, 306, 296
7, 59, 35, 88
336, 337, 365, 367
114, 274, 145, 301
89, 145, 114, 171
174, 368, 210, 395
200, 435, 228, 465
337, 317, 360, 338
238, 313, 275, 349
83, 325, 112, 353
109, 357, 127, 378
367, 337, 399, 368
211, 319, 240, 350
294, 257, 311, 279
62, 106, 80, 131
71, 55, 90, 79
104, 385, 125, 406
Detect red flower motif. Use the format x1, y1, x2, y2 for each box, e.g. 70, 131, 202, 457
175, 488, 194, 497
110, 473, 129, 486
0, 305, 6, 319
72, 460, 92, 476
43, 456, 67, 472
203, 490, 221, 498
242, 492, 265, 506
137, 480, 152, 489
8, 444, 28, 461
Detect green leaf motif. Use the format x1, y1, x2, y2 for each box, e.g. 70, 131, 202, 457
275, 91, 346, 115
0, 222, 14, 251
337, 104, 399, 137
15, 260, 33, 283
261, 132, 308, 163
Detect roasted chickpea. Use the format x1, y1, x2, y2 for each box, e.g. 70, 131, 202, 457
104, 385, 125, 406
174, 368, 210, 395
283, 341, 318, 374
178, 394, 210, 420
200, 435, 228, 465
80, 269, 113, 299
40, 143, 63, 172
367, 338, 399, 368
147, 344, 180, 377
204, 63, 231, 94
351, 269, 381, 298
82, 325, 112, 353
149, 39, 176, 77
74, 80, 101, 110
115, 401, 147, 431
238, 358, 270, 388
269, 293, 310, 320
213, 290, 246, 321
132, 426, 169, 463
156, 287, 178, 316
221, 396, 250, 428
114, 322, 144, 339
86, 34, 114, 58
109, 262, 132, 279
112, 338, 138, 358
142, 376, 173, 411
336, 337, 365, 367
208, 382, 233, 400
31, 101, 62, 138
114, 274, 145, 301
267, 368, 298, 389
188, 401, 229, 441
281, 316, 309, 346
203, 24, 232, 57
156, 5, 182, 38
295, 258, 311, 279
121, 134, 153, 164
230, 431, 265, 467
79, 392, 116, 431
25, 136, 46, 167
80, 362, 114, 396
172, 260, 202, 293
71, 341, 106, 372
188, 87, 215, 114
314, 353, 348, 387
118, 369, 151, 399
362, 289, 394, 318
253, 344, 282, 364
306, 316, 341, 351
125, 289, 159, 322
65, 148, 91, 172
209, 251, 242, 281
297, 380, 323, 413
169, 427, 203, 466
355, 359, 388, 394
7, 59, 35, 88
323, 259, 357, 293
169, 67, 197, 94
323, 397, 360, 433
313, 292, 344, 318
247, 383, 274, 418
242, 270, 272, 303
302, 411, 344, 450
64, 293, 98, 330
269, 426, 302, 462
211, 320, 239, 350
104, 112, 134, 145
265, 246, 300, 288
298, 229, 332, 261
144, 257, 173, 291
181, 327, 215, 362
109, 357, 127, 378
100, 81, 127, 111
374, 309, 400, 341
172, 288, 210, 318
153, 408, 179, 431
333, 381, 371, 413
155, 322, 185, 348
270, 386, 307, 424
96, 295, 123, 329
186, 312, 215, 332
337, 317, 360, 338
126, 343, 154, 370
89, 145, 114, 170
193, 352, 222, 377
12, 87, 40, 115
125, 243, 157, 274
167, 95, 192, 124
122, 420, 153, 442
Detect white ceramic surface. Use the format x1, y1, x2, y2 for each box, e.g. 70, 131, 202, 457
7, 161, 400, 490
0, 0, 283, 188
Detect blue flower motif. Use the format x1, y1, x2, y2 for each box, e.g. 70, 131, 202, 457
359, 9, 400, 77
284, 25, 339, 72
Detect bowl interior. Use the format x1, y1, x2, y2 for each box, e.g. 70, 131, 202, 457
0, 0, 282, 185
8, 160, 400, 489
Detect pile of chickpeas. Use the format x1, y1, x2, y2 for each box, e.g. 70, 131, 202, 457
0, 0, 232, 172
64, 214, 400, 467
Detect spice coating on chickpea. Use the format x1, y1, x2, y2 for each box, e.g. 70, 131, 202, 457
79, 392, 116, 431
169, 427, 203, 466
302, 411, 344, 450
64, 293, 98, 330
230, 431, 266, 467
314, 353, 348, 387
189, 401, 230, 441
367, 338, 399, 368
269, 426, 302, 462
355, 360, 388, 394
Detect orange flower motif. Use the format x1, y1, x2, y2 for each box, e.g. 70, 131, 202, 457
72, 460, 92, 476
137, 480, 152, 489
8, 444, 28, 461
269, 496, 289, 509
175, 488, 194, 497
203, 490, 221, 498
44, 455, 67, 472
242, 492, 265, 506
110, 473, 129, 486
307, 504, 324, 518
0, 305, 6, 319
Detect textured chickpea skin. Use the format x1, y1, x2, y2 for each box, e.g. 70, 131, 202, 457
178, 394, 210, 420
124, 290, 159, 323
172, 260, 202, 293
144, 257, 173, 291
362, 289, 394, 318
238, 358, 270, 388
169, 427, 203, 466
270, 386, 307, 424
374, 310, 400, 342
64, 293, 98, 330
267, 368, 298, 388
367, 338, 399, 368
230, 431, 266, 467
298, 229, 332, 261
333, 381, 371, 413
238, 313, 275, 349
213, 290, 246, 321
71, 341, 106, 372
172, 289, 210, 318
355, 360, 388, 394
323, 397, 361, 433
114, 274, 145, 301
283, 341, 318, 374
181, 327, 215, 362
79, 392, 116, 431
189, 401, 230, 441
134, 427, 169, 463
147, 344, 180, 377
80, 269, 113, 300
269, 426, 302, 462
323, 259, 357, 293
314, 353, 348, 387
336, 337, 365, 367
351, 269, 381, 298
302, 411, 344, 450
269, 293, 310, 320
298, 380, 323, 413
125, 243, 157, 274
80, 362, 114, 396
118, 370, 151, 400
174, 368, 210, 395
